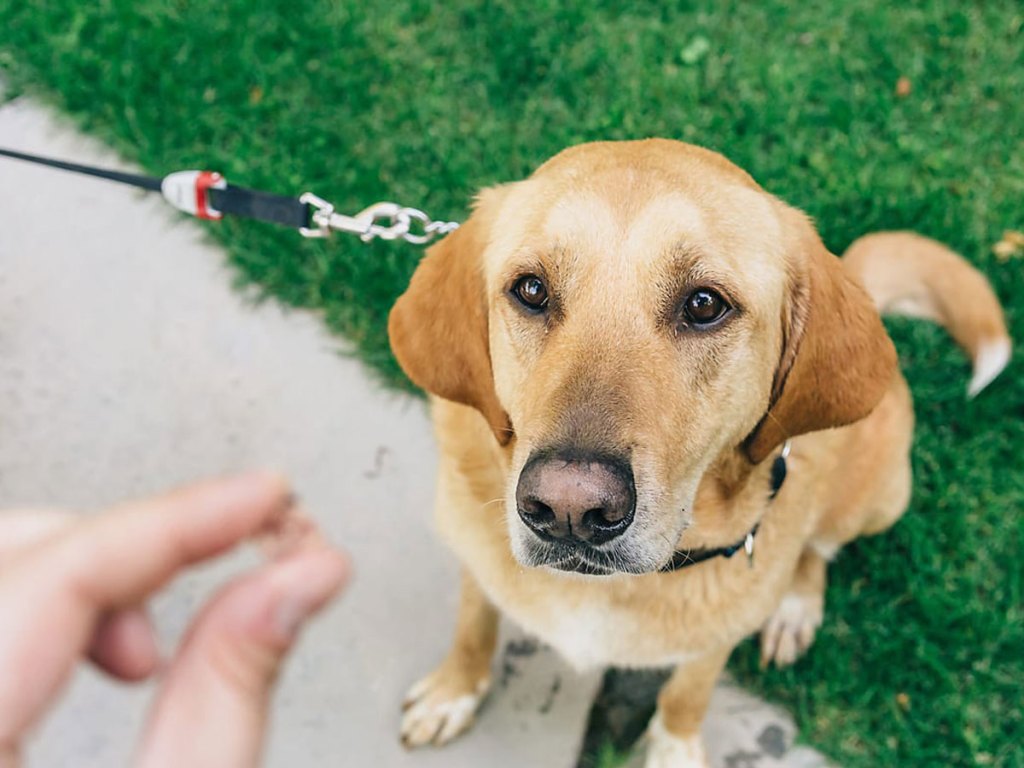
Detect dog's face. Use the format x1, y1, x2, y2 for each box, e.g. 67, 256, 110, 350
391, 140, 895, 575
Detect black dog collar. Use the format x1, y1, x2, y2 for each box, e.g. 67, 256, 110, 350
660, 441, 790, 573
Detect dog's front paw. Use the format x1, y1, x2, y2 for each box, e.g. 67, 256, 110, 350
760, 590, 823, 668
643, 712, 709, 768
400, 661, 491, 748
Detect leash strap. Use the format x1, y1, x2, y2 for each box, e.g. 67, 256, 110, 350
0, 147, 164, 192
207, 185, 311, 229
0, 147, 459, 244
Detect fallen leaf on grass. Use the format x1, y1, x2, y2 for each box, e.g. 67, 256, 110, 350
1003, 230, 1024, 247
679, 36, 711, 65
992, 230, 1024, 261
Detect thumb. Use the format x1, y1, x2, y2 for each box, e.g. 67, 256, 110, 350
134, 546, 349, 768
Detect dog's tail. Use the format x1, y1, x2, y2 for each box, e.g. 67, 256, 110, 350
843, 231, 1011, 397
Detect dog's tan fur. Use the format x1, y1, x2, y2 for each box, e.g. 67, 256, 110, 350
388, 140, 1010, 764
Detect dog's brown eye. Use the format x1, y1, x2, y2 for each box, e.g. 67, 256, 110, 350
683, 289, 729, 326
512, 275, 549, 311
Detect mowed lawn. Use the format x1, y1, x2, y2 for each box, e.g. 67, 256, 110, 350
1, 2, 1021, 765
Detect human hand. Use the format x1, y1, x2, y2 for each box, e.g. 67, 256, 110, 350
0, 472, 349, 768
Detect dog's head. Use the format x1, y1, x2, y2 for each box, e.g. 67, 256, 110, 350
390, 140, 896, 575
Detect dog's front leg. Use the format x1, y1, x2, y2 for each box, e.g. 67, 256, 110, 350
645, 646, 731, 768
400, 569, 498, 748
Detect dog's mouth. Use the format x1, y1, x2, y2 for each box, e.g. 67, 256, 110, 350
548, 553, 615, 576
523, 537, 658, 576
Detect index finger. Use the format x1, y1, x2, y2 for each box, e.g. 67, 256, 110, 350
51, 471, 294, 607
0, 510, 73, 559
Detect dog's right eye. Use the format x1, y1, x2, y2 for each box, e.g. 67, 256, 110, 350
511, 275, 549, 311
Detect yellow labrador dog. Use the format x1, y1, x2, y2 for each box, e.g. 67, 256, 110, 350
388, 140, 1010, 766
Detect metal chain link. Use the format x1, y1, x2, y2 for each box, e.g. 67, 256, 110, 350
299, 193, 460, 244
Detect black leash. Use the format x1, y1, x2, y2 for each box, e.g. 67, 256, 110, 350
660, 441, 790, 572
0, 147, 459, 244
0, 147, 164, 191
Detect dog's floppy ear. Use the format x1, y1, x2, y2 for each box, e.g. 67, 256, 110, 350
744, 213, 898, 463
388, 190, 512, 445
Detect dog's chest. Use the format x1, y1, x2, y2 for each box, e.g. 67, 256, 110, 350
439, 512, 790, 670
520, 596, 702, 670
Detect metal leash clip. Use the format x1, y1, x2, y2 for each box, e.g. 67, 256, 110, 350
299, 193, 460, 244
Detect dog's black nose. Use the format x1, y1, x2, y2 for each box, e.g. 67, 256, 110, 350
515, 453, 635, 546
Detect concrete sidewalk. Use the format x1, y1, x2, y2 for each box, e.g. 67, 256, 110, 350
0, 96, 828, 767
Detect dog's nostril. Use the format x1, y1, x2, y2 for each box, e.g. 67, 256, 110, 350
583, 507, 624, 532
523, 499, 555, 526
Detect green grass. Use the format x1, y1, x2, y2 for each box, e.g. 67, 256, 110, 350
2, 2, 1022, 765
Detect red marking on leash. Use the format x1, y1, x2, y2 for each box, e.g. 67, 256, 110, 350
194, 171, 224, 220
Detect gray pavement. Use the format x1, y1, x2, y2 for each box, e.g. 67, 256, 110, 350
0, 96, 828, 767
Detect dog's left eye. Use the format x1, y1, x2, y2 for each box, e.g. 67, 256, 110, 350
682, 288, 730, 326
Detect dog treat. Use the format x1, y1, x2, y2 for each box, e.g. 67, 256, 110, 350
254, 496, 321, 560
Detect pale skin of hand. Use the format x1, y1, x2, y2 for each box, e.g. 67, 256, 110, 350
0, 472, 350, 768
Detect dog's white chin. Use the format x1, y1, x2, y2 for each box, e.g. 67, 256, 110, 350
505, 502, 687, 575
509, 537, 673, 577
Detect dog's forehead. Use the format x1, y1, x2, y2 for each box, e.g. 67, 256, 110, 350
484, 167, 786, 291
541, 188, 705, 261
